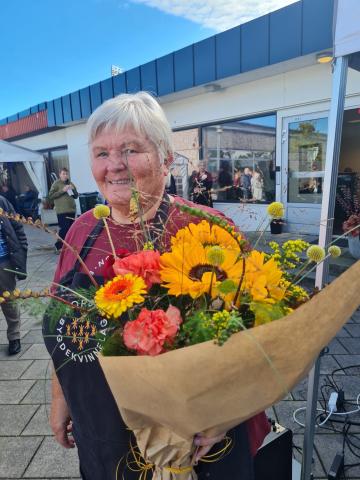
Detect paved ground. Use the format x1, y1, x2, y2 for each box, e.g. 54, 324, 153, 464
0, 225, 359, 479
0, 226, 81, 480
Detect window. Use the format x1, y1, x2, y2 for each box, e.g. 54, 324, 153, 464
171, 128, 200, 198
201, 115, 276, 203
39, 146, 69, 190
287, 118, 328, 204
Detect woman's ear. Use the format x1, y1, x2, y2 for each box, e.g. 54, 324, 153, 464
165, 153, 174, 166
163, 161, 169, 176
163, 153, 173, 175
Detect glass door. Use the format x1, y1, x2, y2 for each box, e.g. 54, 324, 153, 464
281, 113, 328, 233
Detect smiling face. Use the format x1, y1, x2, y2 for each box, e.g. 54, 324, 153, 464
90, 128, 168, 219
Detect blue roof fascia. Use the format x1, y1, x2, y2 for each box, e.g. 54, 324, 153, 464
2, 0, 334, 128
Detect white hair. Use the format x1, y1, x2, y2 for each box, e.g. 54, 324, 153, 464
87, 91, 173, 162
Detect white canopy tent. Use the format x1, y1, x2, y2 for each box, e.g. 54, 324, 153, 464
0, 140, 47, 199
301, 1, 360, 478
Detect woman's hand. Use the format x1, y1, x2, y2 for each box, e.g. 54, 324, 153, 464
192, 432, 226, 464
50, 373, 75, 449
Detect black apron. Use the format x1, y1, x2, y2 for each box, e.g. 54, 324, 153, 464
42, 202, 254, 480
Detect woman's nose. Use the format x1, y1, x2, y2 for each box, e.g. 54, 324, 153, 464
108, 152, 127, 168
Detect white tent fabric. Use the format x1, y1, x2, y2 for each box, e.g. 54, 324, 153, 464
0, 140, 47, 197
334, 0, 360, 58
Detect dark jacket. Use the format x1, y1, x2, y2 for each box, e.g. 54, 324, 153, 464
165, 174, 177, 195
1, 188, 18, 210
0, 195, 28, 279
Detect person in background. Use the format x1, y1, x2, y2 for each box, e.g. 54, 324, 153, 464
217, 161, 233, 201
165, 172, 177, 195
251, 167, 264, 202
190, 161, 213, 207
48, 168, 78, 253
18, 185, 38, 216
233, 169, 242, 200
188, 170, 197, 196
1, 184, 18, 211
240, 167, 252, 200
0, 195, 27, 355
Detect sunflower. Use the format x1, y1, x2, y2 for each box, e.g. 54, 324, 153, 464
170, 220, 241, 254
160, 238, 244, 299
95, 273, 147, 318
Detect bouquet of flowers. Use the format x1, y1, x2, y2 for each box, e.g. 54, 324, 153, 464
1, 202, 359, 480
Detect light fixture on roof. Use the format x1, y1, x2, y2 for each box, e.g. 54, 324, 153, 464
111, 65, 123, 76
316, 52, 333, 64
203, 83, 223, 93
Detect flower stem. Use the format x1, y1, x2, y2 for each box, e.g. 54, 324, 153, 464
103, 218, 117, 261
0, 211, 100, 289
252, 219, 271, 250
293, 254, 331, 287
328, 222, 360, 246
233, 257, 246, 306
57, 236, 98, 288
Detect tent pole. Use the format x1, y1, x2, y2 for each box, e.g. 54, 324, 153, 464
301, 55, 348, 480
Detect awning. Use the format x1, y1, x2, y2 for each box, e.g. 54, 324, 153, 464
0, 140, 47, 198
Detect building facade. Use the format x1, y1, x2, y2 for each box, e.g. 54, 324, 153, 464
1, 0, 359, 234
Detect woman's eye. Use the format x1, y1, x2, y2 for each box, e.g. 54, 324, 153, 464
96, 151, 108, 158
123, 148, 137, 155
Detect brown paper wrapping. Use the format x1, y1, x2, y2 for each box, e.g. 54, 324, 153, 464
99, 260, 360, 479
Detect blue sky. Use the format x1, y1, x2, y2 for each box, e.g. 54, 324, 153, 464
0, 0, 296, 120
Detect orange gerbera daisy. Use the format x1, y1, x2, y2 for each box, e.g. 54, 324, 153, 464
95, 273, 147, 318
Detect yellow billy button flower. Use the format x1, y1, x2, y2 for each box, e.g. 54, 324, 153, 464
12, 289, 21, 298
207, 246, 226, 267
306, 245, 326, 263
93, 204, 111, 220
267, 202, 284, 219
328, 245, 341, 258
0, 297, 5, 304
2, 291, 11, 298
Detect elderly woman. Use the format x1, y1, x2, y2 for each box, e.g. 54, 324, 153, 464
43, 92, 269, 480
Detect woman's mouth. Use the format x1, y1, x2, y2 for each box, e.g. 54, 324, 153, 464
107, 179, 131, 185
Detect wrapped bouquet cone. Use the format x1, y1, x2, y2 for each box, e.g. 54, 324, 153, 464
99, 260, 360, 479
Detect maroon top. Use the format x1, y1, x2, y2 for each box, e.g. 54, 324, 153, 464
53, 195, 270, 456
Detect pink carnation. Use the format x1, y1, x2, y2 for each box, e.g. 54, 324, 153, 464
123, 305, 182, 356
113, 250, 161, 288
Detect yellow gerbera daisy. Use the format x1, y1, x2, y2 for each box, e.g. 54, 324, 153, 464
95, 274, 146, 318
170, 220, 241, 254
244, 251, 286, 303
160, 238, 244, 299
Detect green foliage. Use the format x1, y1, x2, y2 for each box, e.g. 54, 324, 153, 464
217, 279, 237, 295
75, 286, 97, 303
250, 302, 285, 327
101, 330, 135, 357
20, 297, 49, 320
181, 309, 244, 346
44, 287, 97, 334
181, 311, 215, 345
45, 299, 74, 334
